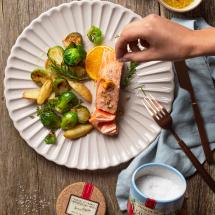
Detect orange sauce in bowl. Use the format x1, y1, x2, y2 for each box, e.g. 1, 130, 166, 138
163, 0, 193, 8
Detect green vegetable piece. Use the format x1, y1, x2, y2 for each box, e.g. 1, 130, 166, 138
53, 77, 70, 96
63, 32, 83, 48
70, 66, 88, 79
55, 91, 79, 113
121, 62, 138, 89
40, 111, 61, 129
72, 105, 90, 124
61, 111, 78, 130
63, 45, 86, 66
50, 63, 88, 81
31, 68, 50, 86
64, 47, 81, 66
37, 99, 58, 116
44, 132, 57, 144
87, 25, 103, 46
48, 46, 64, 66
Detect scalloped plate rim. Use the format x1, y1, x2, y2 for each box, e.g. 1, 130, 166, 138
4, 0, 174, 170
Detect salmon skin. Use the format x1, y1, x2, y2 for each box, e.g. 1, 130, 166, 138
89, 50, 123, 136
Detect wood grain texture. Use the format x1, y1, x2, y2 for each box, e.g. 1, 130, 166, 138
0, 0, 214, 214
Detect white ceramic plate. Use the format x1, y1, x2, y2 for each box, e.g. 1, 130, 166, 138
4, 0, 174, 170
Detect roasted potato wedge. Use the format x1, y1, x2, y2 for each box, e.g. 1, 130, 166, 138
64, 124, 93, 139
23, 88, 40, 100
37, 80, 53, 105
68, 80, 92, 103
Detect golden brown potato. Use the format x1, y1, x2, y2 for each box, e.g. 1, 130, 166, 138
37, 80, 53, 105
64, 124, 93, 139
68, 80, 92, 103
23, 88, 40, 100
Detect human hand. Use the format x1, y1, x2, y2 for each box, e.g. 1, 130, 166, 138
115, 14, 195, 62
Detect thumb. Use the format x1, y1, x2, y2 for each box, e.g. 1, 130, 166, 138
119, 49, 158, 63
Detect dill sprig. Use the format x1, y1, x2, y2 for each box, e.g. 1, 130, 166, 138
50, 64, 88, 81
36, 99, 58, 116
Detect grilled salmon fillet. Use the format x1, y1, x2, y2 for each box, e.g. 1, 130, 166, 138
89, 50, 123, 136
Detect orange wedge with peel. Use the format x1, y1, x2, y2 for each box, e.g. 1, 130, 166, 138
85, 46, 114, 81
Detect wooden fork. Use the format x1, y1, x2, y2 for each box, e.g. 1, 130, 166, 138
138, 90, 215, 193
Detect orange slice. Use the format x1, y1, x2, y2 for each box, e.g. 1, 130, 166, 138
85, 46, 114, 80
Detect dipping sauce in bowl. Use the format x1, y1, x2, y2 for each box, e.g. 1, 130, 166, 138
163, 0, 193, 9
128, 163, 186, 214
158, 0, 202, 12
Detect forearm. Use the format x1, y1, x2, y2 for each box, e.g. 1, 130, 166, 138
188, 28, 215, 57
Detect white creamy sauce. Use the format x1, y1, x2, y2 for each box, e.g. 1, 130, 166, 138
136, 175, 182, 201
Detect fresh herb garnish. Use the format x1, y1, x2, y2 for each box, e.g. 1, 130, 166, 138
136, 85, 146, 96
36, 99, 58, 116
50, 64, 88, 81
121, 62, 138, 89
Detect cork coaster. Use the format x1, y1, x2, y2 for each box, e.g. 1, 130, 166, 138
56, 182, 106, 215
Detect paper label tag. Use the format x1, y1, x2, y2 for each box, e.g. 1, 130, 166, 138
130, 197, 179, 215
66, 195, 99, 215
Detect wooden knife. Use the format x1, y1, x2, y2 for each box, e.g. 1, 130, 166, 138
174, 61, 214, 164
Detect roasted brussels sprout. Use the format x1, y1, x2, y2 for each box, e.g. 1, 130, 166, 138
63, 32, 83, 48
53, 77, 70, 96
45, 59, 53, 69
55, 91, 79, 113
71, 105, 90, 124
44, 132, 57, 144
69, 66, 88, 79
48, 46, 64, 66
63, 45, 86, 66
64, 124, 93, 139
87, 25, 103, 45
31, 68, 50, 86
40, 111, 61, 129
61, 111, 78, 130
45, 59, 57, 80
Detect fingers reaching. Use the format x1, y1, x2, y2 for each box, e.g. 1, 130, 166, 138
119, 49, 157, 62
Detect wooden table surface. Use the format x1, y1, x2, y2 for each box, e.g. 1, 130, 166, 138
1, 0, 215, 214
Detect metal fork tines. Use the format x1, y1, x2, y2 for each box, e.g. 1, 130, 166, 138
138, 90, 215, 193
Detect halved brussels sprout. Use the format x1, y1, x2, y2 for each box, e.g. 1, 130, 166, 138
48, 46, 64, 66
63, 32, 83, 48
55, 91, 79, 113
71, 105, 90, 124
44, 132, 57, 144
45, 59, 58, 80
45, 59, 53, 69
69, 66, 88, 79
61, 111, 78, 130
53, 77, 70, 96
87, 25, 103, 46
31, 68, 50, 86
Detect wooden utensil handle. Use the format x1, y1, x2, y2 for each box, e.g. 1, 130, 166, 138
192, 102, 214, 164
170, 128, 215, 193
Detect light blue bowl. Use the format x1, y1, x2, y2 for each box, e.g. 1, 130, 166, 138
128, 163, 186, 214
